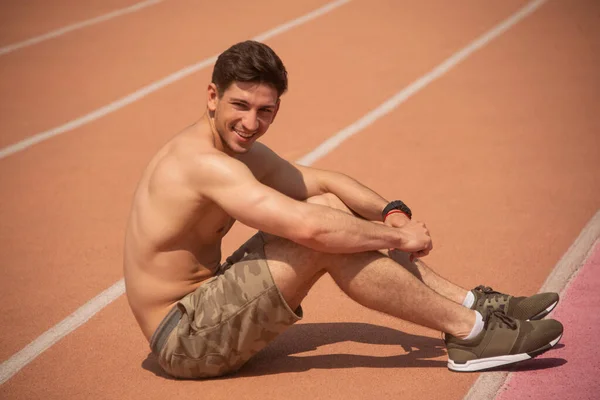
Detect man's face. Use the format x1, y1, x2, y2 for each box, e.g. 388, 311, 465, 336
207, 81, 279, 155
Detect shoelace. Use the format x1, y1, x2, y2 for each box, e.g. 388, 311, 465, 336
475, 285, 509, 302
485, 310, 518, 330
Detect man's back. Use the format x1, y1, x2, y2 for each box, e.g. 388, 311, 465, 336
123, 121, 235, 340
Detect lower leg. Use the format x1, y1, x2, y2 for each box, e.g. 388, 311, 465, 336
325, 251, 476, 338
387, 251, 469, 305
310, 193, 470, 305
264, 235, 476, 339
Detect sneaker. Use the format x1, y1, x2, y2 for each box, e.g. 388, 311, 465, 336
445, 310, 563, 372
470, 285, 559, 321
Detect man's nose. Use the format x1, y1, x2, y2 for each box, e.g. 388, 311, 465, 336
242, 111, 259, 132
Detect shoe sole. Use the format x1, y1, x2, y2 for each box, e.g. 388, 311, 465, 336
447, 333, 562, 372
528, 300, 559, 321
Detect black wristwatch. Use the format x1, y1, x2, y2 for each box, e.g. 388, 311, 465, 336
382, 200, 412, 220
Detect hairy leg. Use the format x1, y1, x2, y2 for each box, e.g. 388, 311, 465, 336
388, 251, 469, 304
264, 193, 475, 338
313, 193, 470, 304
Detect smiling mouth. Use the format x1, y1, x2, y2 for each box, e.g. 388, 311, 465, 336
233, 128, 256, 139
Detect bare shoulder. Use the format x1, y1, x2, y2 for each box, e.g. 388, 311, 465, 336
239, 141, 287, 180
142, 125, 228, 198
187, 151, 251, 190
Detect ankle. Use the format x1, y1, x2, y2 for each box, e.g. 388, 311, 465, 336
451, 311, 483, 339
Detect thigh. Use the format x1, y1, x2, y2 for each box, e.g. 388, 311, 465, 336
262, 233, 331, 311
220, 232, 314, 312
255, 192, 359, 310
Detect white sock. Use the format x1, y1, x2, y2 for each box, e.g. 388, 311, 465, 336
462, 290, 475, 309
464, 311, 484, 340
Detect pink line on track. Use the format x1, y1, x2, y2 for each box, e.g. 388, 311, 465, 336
496, 241, 600, 400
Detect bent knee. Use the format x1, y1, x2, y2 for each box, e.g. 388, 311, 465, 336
306, 192, 350, 213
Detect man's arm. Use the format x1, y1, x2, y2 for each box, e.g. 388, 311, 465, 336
251, 144, 400, 222
300, 167, 390, 221
188, 152, 430, 255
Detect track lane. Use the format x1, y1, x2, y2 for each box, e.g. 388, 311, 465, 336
0, 0, 529, 363
0, 0, 165, 56
2, 0, 599, 398
0, 0, 343, 360
5, 0, 592, 394
0, 0, 330, 149
0, 0, 150, 47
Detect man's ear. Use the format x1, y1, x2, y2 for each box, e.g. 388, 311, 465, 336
207, 83, 219, 111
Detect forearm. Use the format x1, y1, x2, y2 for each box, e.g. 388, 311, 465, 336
319, 171, 388, 221
295, 203, 402, 253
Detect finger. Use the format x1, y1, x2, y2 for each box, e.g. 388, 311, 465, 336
414, 249, 429, 259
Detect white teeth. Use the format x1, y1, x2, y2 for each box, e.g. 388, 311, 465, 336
234, 129, 253, 138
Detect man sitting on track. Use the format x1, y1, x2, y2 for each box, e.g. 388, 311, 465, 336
123, 40, 563, 379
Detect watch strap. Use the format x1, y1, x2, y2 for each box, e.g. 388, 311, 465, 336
382, 200, 412, 220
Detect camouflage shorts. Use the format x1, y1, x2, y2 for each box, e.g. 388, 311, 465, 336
150, 232, 303, 379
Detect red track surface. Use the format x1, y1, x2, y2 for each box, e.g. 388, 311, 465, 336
497, 241, 600, 400
1, 0, 599, 399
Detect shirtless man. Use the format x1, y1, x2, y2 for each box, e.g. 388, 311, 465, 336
123, 40, 563, 379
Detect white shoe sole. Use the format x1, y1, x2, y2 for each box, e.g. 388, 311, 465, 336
447, 334, 562, 372
528, 300, 559, 321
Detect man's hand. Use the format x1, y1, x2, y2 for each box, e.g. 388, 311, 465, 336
394, 219, 433, 261
383, 212, 411, 228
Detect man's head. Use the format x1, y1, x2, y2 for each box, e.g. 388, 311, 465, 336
207, 41, 288, 155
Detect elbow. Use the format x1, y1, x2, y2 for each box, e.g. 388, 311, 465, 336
287, 208, 321, 247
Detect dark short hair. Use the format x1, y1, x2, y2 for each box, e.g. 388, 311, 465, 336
212, 40, 288, 98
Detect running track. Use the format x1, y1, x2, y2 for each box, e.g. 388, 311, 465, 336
1, 0, 599, 398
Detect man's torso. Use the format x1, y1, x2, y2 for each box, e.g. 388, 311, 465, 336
123, 120, 270, 340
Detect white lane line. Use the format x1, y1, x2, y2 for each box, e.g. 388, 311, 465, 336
0, 0, 165, 56
0, 0, 351, 385
0, 281, 125, 385
0, 0, 545, 386
0, 0, 351, 161
297, 0, 548, 166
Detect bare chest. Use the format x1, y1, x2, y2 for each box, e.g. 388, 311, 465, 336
193, 203, 236, 242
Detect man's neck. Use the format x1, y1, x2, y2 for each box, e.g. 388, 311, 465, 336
203, 112, 229, 155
